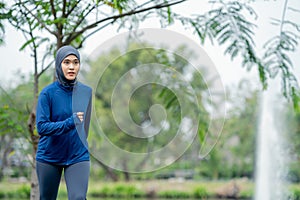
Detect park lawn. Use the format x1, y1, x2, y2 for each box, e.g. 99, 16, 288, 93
1, 179, 300, 199
17, 178, 254, 199
0, 181, 30, 199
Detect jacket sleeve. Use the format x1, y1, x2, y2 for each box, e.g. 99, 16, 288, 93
36, 92, 77, 136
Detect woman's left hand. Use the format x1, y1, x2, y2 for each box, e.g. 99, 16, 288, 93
76, 112, 84, 122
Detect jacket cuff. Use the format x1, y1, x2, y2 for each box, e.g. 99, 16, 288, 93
66, 113, 76, 129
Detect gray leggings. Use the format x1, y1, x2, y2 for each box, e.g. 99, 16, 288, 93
36, 161, 90, 200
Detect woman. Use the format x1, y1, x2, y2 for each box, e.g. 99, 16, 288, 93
36, 45, 92, 200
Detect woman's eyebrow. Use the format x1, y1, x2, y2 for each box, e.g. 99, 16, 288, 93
63, 58, 79, 61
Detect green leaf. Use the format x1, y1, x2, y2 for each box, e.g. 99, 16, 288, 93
258, 63, 267, 90
231, 48, 239, 59
281, 53, 293, 67
217, 30, 232, 44
19, 37, 36, 51
8, 151, 15, 157
165, 95, 177, 109
291, 86, 300, 112
167, 6, 173, 24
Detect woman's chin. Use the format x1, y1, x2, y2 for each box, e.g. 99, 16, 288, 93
66, 76, 76, 80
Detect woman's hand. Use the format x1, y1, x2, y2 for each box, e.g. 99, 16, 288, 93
76, 112, 84, 122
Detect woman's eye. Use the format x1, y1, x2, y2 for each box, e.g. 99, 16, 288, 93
64, 61, 70, 65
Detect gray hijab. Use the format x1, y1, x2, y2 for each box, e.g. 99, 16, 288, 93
55, 45, 80, 86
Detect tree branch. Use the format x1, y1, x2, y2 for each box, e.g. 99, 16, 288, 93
280, 0, 289, 34
50, 0, 57, 20
65, 0, 81, 17
68, 3, 95, 36
62, 0, 67, 18
20, 2, 57, 37
64, 0, 187, 44
78, 21, 114, 48
37, 61, 54, 78
135, 0, 154, 10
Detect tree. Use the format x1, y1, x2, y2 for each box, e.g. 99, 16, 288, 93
0, 0, 299, 198
86, 41, 209, 180
0, 86, 28, 180
219, 81, 259, 179
4, 1, 192, 197
282, 103, 300, 182
0, 1, 10, 44
4, 0, 300, 103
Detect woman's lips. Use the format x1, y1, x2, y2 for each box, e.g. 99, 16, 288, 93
68, 72, 75, 76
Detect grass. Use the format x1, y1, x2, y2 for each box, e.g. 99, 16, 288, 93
290, 184, 300, 200
55, 179, 237, 199
1, 179, 300, 199
0, 182, 30, 199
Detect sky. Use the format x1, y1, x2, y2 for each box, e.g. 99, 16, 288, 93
0, 0, 299, 90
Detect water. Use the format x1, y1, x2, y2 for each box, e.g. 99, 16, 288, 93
254, 79, 289, 200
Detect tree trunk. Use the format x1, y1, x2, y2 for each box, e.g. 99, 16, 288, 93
0, 135, 13, 181
90, 154, 119, 181
30, 157, 39, 200
28, 108, 39, 200
122, 159, 130, 181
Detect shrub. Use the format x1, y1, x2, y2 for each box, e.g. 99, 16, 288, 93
239, 189, 253, 199
99, 186, 113, 197
90, 184, 145, 198
0, 191, 5, 198
17, 185, 30, 198
0, 184, 31, 199
110, 184, 143, 197
158, 190, 190, 198
193, 186, 208, 198
290, 187, 300, 200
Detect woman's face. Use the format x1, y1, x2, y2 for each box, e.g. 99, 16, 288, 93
61, 54, 80, 81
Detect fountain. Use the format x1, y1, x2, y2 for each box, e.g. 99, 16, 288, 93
254, 79, 290, 199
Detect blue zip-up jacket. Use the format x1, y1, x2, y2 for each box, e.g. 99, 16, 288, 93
36, 81, 92, 165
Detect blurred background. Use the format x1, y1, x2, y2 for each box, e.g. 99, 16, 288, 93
0, 0, 300, 199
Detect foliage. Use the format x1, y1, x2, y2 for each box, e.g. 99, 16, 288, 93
282, 103, 300, 182
179, 1, 262, 85
0, 85, 30, 180
86, 41, 210, 176
290, 186, 300, 200
7, 179, 297, 199
0, 184, 30, 199
178, 0, 300, 107
6, 0, 187, 53
0, 65, 275, 183
158, 190, 190, 198
0, 71, 52, 180
194, 80, 259, 180
0, 0, 300, 191
0, 73, 45, 138
193, 186, 209, 198
262, 0, 300, 110
239, 189, 253, 199
0, 1, 11, 44
0, 103, 24, 138
1, 0, 299, 106
88, 184, 145, 198
82, 46, 260, 184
